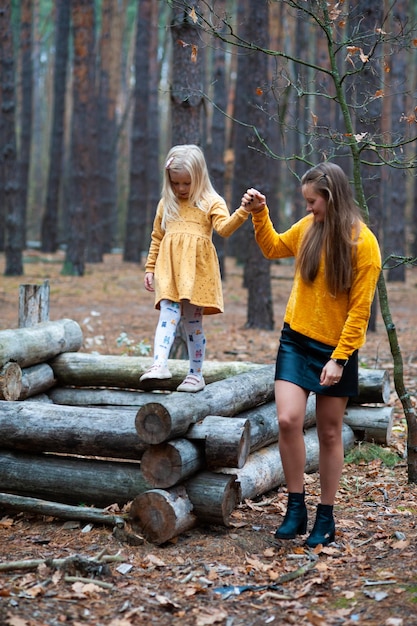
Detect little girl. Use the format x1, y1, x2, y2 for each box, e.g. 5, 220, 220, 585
140, 144, 250, 392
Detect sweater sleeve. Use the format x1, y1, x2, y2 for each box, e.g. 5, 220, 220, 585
210, 200, 250, 238
144, 201, 164, 273
331, 226, 381, 359
251, 207, 307, 259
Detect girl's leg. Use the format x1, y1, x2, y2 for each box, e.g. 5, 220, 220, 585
140, 300, 181, 380
176, 301, 206, 392
181, 301, 206, 379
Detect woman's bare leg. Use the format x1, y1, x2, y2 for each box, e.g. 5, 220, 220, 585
315, 394, 348, 504
275, 380, 309, 492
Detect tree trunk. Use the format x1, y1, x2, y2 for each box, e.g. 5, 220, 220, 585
208, 0, 227, 277
0, 1, 23, 275
170, 1, 205, 145
385, 0, 407, 283
18, 0, 33, 248
96, 0, 119, 254
123, 0, 152, 262
0, 400, 146, 460
63, 0, 96, 275
0, 319, 83, 369
41, 0, 71, 253
135, 365, 275, 443
0, 450, 150, 507
49, 352, 264, 390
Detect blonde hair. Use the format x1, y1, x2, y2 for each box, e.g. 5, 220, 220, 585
298, 162, 362, 294
160, 144, 221, 229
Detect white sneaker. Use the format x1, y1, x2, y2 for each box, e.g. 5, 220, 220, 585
140, 364, 172, 382
176, 375, 205, 392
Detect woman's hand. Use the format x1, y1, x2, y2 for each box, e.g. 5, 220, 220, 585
320, 360, 343, 387
144, 272, 155, 292
241, 188, 266, 213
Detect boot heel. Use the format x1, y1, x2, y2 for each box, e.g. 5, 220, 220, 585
275, 492, 307, 540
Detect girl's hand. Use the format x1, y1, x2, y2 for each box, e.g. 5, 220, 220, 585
144, 272, 155, 292
241, 188, 266, 213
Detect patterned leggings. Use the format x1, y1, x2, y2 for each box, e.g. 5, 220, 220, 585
152, 299, 206, 378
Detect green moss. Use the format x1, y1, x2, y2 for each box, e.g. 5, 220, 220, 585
344, 442, 400, 468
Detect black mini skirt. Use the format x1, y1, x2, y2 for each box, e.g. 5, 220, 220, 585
275, 323, 358, 397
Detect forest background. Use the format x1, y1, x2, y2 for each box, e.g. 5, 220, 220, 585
1, 1, 417, 464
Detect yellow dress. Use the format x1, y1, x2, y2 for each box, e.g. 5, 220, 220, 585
145, 195, 249, 314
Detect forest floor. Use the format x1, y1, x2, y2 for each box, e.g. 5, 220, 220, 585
0, 250, 416, 626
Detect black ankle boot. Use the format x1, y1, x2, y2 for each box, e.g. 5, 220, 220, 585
275, 492, 307, 539
305, 504, 335, 547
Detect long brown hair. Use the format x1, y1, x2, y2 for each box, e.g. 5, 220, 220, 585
297, 162, 362, 295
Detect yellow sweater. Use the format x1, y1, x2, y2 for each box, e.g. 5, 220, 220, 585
251, 208, 381, 359
145, 196, 249, 314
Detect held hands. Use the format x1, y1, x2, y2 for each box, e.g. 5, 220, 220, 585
241, 188, 266, 213
144, 272, 154, 292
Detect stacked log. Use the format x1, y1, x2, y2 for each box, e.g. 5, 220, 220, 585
0, 315, 393, 544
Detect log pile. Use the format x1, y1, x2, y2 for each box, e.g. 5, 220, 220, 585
0, 299, 393, 544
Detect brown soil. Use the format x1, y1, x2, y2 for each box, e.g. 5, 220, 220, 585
0, 250, 416, 626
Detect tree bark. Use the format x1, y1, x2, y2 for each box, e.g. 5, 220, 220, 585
0, 0, 23, 275
18, 0, 33, 248
123, 0, 152, 262
49, 353, 264, 390
0, 401, 146, 460
18, 281, 50, 328
135, 365, 275, 444
0, 450, 150, 507
40, 0, 71, 253
0, 319, 83, 369
0, 363, 22, 401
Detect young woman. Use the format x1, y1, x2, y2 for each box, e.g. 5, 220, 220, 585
141, 144, 249, 392
242, 162, 381, 547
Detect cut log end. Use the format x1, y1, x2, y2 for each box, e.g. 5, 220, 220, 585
0, 362, 23, 401
135, 403, 172, 444
130, 488, 197, 544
